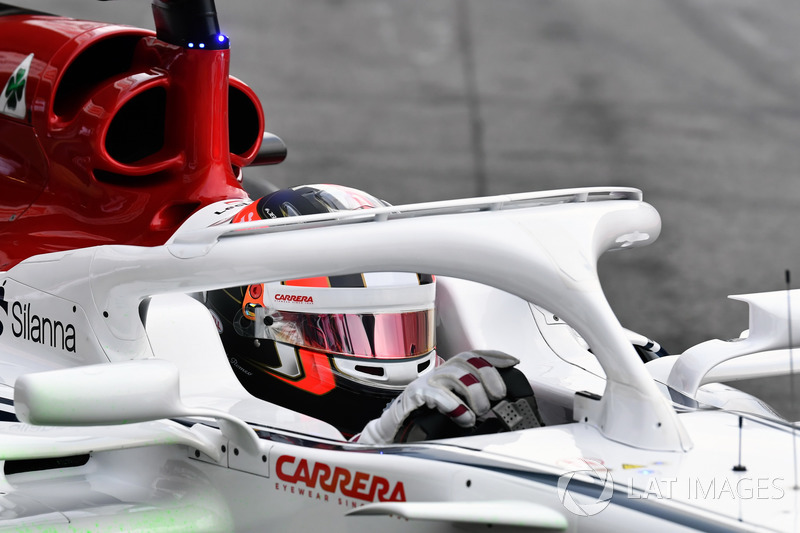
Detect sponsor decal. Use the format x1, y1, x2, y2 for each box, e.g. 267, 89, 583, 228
622, 463, 647, 470
0, 286, 7, 336
5, 423, 58, 433
1, 53, 33, 119
11, 302, 76, 353
275, 455, 406, 507
239, 210, 257, 222
229, 357, 253, 376
0, 288, 77, 353
209, 309, 224, 334
274, 294, 314, 304
213, 200, 249, 216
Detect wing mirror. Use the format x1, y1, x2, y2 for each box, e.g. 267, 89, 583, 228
14, 359, 260, 453
251, 132, 287, 166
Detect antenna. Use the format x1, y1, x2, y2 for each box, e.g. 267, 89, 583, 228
151, 0, 229, 50
786, 269, 799, 490
733, 416, 746, 472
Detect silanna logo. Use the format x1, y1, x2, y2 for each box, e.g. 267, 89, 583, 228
0, 287, 76, 353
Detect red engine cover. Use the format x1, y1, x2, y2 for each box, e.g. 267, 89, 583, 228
0, 11, 264, 269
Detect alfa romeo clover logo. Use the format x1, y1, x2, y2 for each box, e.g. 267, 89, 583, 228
1, 53, 33, 119
556, 459, 614, 516
4, 67, 25, 110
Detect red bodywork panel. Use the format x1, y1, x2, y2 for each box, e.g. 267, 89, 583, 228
0, 12, 264, 269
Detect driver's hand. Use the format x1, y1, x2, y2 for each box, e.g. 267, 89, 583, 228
354, 350, 519, 445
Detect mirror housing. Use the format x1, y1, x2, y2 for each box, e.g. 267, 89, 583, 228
14, 359, 260, 453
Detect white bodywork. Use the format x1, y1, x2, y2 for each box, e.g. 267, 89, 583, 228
0, 187, 797, 532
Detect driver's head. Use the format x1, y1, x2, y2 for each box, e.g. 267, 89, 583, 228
205, 184, 438, 436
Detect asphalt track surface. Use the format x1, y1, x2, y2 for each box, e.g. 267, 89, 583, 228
23, 0, 800, 417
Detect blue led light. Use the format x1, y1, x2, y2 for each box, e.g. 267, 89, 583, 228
217, 34, 226, 43
188, 42, 194, 48
199, 43, 205, 49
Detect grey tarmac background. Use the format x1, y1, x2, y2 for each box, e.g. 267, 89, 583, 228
22, 0, 800, 418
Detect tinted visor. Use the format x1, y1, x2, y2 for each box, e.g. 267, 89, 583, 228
252, 307, 434, 359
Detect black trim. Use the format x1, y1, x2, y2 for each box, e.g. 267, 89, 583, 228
5, 454, 90, 475
329, 274, 366, 288
0, 396, 18, 422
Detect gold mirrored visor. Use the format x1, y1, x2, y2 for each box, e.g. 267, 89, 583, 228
248, 307, 435, 359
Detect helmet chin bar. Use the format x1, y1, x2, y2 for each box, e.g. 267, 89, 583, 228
333, 350, 439, 390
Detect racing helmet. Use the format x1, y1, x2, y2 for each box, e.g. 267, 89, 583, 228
206, 184, 438, 436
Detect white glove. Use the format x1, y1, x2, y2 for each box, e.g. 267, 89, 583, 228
355, 350, 519, 445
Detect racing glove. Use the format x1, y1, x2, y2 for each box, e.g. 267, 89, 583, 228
355, 350, 519, 445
